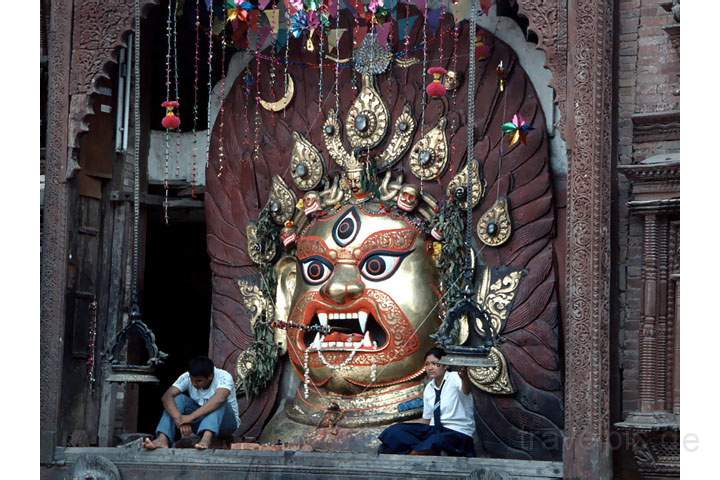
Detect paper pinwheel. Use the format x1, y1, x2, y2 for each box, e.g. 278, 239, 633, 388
501, 114, 534, 147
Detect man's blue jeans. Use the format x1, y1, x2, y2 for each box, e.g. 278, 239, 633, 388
156, 394, 238, 444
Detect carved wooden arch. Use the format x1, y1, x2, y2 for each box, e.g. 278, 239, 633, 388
511, 0, 614, 477
67, 0, 161, 155
502, 0, 568, 133
449, 1, 611, 476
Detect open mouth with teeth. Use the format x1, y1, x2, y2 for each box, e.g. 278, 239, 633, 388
303, 308, 388, 352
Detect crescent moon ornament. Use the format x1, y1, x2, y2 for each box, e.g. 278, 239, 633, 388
259, 74, 295, 112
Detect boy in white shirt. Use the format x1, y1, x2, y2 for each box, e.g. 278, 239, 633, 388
378, 347, 476, 456
143, 356, 240, 450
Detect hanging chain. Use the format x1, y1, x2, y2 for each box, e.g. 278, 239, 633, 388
419, 1, 429, 195
218, 10, 227, 177
87, 298, 98, 391
191, 0, 201, 196
318, 24, 324, 114
334, 3, 340, 114
206, 2, 214, 170
464, 0, 478, 285
163, 0, 172, 224
173, 0, 181, 179
132, 0, 141, 306
282, 19, 291, 120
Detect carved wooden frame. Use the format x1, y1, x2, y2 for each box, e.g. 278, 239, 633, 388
41, 0, 159, 463
42, 1, 615, 477
559, 1, 614, 477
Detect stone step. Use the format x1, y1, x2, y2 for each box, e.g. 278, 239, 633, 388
49, 447, 563, 480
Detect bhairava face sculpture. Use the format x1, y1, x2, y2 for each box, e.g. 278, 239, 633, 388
276, 202, 441, 394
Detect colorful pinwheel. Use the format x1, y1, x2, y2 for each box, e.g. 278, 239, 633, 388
290, 11, 309, 38
501, 114, 534, 147
368, 0, 384, 13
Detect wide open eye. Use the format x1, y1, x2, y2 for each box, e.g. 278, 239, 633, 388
360, 251, 412, 282
332, 207, 360, 247
300, 257, 334, 285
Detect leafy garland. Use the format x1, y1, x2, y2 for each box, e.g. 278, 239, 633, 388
238, 206, 281, 398
429, 198, 468, 344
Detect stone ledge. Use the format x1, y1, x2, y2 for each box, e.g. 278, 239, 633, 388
47, 447, 563, 480
631, 111, 680, 143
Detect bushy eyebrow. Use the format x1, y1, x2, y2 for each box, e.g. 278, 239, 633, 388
296, 228, 417, 262
355, 229, 417, 259
296, 236, 331, 260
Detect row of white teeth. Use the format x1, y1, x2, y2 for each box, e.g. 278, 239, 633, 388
318, 311, 369, 332
309, 331, 378, 350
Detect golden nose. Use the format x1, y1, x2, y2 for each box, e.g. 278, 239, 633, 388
321, 263, 365, 304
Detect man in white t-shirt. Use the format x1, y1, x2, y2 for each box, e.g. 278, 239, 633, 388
378, 347, 476, 456
143, 356, 240, 450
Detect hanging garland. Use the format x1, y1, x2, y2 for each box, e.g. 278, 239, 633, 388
213, 0, 492, 52
237, 205, 282, 397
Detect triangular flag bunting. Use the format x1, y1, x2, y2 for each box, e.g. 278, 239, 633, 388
326, 28, 347, 52
264, 8, 280, 34
398, 15, 418, 42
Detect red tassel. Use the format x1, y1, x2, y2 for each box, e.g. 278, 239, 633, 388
427, 81, 446, 97
161, 113, 181, 130
161, 100, 181, 130
426, 66, 448, 98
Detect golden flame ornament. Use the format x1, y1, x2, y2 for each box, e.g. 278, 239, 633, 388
290, 132, 325, 191
477, 197, 512, 247
409, 117, 449, 180
345, 75, 389, 150
446, 159, 485, 209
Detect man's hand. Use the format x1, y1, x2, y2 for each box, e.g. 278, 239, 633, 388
179, 415, 194, 426
179, 423, 193, 437
458, 367, 472, 395
173, 414, 184, 428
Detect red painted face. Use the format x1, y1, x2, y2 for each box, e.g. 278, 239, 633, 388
282, 204, 441, 394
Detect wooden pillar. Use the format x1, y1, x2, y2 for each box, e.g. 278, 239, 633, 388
672, 275, 679, 416
655, 217, 669, 412
40, 0, 73, 464
639, 213, 658, 413
563, 0, 614, 477
617, 158, 679, 479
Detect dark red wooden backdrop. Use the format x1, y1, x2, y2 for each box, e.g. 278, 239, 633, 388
205, 8, 563, 459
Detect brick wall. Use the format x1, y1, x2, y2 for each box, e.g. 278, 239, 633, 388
615, 0, 680, 427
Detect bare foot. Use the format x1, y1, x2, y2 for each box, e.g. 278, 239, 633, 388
194, 431, 214, 450
143, 434, 170, 450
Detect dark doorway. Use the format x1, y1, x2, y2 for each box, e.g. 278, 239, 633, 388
137, 209, 211, 434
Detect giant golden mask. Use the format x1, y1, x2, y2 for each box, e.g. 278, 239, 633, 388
276, 202, 441, 395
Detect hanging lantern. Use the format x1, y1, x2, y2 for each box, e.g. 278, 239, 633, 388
106, 304, 167, 384
426, 66, 448, 98
161, 100, 181, 130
